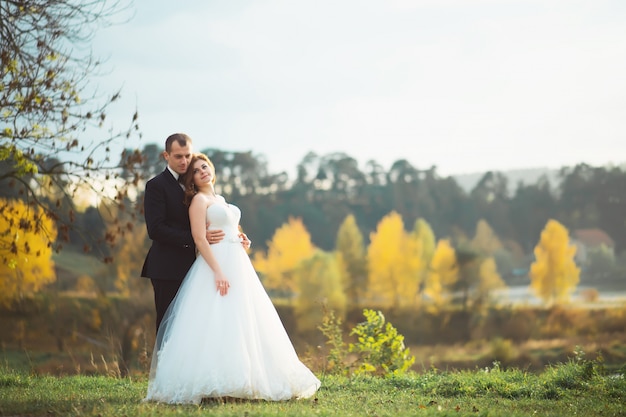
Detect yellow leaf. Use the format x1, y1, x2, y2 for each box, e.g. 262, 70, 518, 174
0, 199, 57, 306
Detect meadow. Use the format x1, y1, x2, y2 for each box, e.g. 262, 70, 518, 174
1, 351, 624, 417
2, 251, 625, 416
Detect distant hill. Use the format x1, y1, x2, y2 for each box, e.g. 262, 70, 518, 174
452, 167, 562, 194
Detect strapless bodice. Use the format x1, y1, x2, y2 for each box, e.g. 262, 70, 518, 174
206, 197, 242, 243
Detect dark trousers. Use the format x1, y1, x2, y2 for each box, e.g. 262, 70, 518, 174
150, 279, 182, 333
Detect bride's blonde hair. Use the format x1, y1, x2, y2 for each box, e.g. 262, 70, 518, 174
181, 153, 216, 206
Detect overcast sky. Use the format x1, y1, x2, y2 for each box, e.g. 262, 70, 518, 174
92, 0, 626, 178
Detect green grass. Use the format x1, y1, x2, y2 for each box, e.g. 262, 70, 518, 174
1, 357, 624, 417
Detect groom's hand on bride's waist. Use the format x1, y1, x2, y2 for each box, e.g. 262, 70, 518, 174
207, 228, 226, 245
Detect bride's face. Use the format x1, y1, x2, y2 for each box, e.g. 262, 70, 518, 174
192, 159, 215, 187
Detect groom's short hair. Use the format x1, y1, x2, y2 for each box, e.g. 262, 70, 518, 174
165, 133, 193, 153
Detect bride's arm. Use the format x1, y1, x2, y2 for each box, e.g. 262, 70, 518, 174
189, 195, 229, 295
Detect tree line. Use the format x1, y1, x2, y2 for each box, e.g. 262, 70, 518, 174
2, 0, 624, 312
121, 147, 626, 255
7, 144, 624, 303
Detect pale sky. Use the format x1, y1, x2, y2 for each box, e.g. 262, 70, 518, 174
93, 0, 626, 178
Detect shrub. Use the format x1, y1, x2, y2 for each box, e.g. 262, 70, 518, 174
349, 309, 415, 376
318, 309, 350, 376
490, 337, 516, 364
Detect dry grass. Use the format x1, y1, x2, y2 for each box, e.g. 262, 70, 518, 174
409, 330, 626, 372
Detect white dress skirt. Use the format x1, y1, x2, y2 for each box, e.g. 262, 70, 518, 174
145, 197, 320, 404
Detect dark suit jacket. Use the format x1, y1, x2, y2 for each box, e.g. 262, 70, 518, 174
141, 168, 197, 281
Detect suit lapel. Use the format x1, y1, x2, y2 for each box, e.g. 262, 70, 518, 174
163, 168, 185, 195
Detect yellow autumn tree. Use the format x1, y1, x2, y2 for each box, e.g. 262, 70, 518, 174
335, 214, 367, 308
471, 219, 502, 255
367, 211, 421, 308
252, 216, 316, 296
477, 257, 506, 302
412, 218, 436, 300
529, 219, 580, 305
424, 239, 458, 305
294, 251, 346, 333
0, 198, 57, 307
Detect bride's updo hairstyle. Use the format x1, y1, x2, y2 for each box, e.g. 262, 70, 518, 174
181, 153, 216, 206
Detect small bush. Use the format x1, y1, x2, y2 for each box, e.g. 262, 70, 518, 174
490, 337, 516, 364
318, 309, 349, 376
349, 309, 415, 377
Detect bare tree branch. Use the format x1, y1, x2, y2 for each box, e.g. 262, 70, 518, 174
0, 0, 143, 260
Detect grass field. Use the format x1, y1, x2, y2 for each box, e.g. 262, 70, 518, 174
0, 250, 620, 415
1, 352, 624, 417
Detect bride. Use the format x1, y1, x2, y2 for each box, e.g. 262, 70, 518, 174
144, 153, 320, 404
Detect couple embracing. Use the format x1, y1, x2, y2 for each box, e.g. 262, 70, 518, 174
141, 133, 320, 404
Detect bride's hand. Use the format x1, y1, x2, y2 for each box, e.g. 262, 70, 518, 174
215, 273, 230, 296
239, 232, 251, 250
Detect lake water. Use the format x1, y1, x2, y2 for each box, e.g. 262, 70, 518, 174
491, 285, 626, 306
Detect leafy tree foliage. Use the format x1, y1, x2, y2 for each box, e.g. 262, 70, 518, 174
387, 159, 421, 225
470, 171, 513, 238
452, 244, 481, 309
558, 164, 601, 229
594, 167, 626, 252
367, 211, 422, 307
335, 214, 367, 308
477, 257, 506, 300
509, 175, 557, 252
317, 152, 366, 198
424, 239, 458, 305
529, 219, 580, 305
252, 216, 316, 295
201, 148, 273, 197
411, 218, 436, 300
559, 164, 626, 252
1, 0, 140, 259
0, 198, 56, 306
583, 245, 615, 283
294, 251, 346, 333
348, 309, 415, 376
430, 174, 475, 238
471, 219, 503, 255
467, 219, 508, 304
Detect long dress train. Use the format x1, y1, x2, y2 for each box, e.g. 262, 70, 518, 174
144, 196, 320, 404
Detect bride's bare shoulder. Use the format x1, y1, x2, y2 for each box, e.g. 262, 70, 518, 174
194, 193, 224, 209
190, 192, 211, 207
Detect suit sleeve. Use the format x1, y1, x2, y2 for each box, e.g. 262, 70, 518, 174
144, 177, 194, 248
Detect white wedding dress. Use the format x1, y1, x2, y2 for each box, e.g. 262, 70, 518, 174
145, 197, 320, 404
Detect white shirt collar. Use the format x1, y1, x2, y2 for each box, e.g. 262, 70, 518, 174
166, 165, 179, 180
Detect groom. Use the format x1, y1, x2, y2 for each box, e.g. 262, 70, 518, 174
141, 133, 225, 332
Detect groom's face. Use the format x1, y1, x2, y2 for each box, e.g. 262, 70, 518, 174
164, 141, 193, 175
